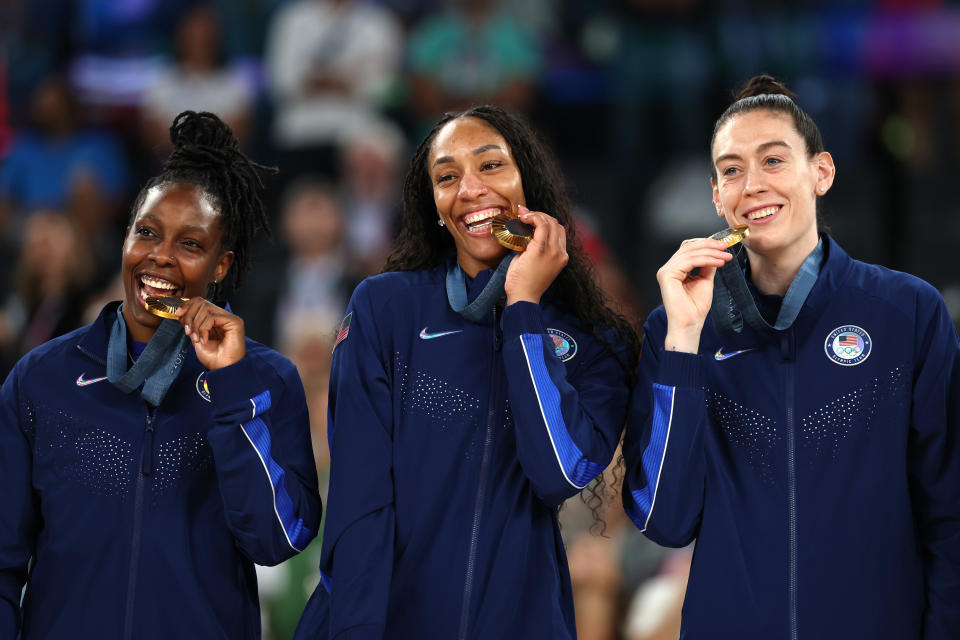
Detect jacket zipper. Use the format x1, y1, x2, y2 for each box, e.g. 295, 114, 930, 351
784, 332, 798, 640
458, 310, 502, 640
123, 407, 156, 640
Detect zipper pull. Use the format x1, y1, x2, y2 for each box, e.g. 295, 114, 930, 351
140, 411, 156, 476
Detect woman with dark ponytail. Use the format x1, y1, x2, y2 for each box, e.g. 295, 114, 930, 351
295, 105, 639, 639
0, 111, 322, 639
623, 75, 960, 638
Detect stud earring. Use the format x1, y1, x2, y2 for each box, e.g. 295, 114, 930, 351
819, 186, 826, 193
438, 219, 445, 227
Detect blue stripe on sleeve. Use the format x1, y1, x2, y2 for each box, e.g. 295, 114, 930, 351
240, 416, 314, 551
626, 382, 674, 531
320, 571, 332, 593
520, 334, 606, 489
250, 390, 271, 419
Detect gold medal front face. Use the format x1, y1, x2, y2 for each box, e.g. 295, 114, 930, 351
709, 224, 750, 247
144, 296, 189, 320
490, 210, 534, 252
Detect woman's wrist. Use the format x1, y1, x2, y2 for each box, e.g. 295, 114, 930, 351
663, 327, 702, 354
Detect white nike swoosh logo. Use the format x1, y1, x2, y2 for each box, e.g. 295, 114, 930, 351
76, 373, 109, 386
714, 347, 755, 361
419, 327, 463, 340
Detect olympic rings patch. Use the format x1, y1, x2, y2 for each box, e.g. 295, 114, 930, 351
824, 325, 872, 366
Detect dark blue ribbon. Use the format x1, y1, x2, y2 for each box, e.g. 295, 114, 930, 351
107, 306, 190, 406
711, 238, 823, 334
445, 254, 515, 323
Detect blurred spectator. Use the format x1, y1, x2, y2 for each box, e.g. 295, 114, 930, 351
0, 0, 73, 122
140, 4, 254, 159
264, 0, 403, 183
234, 177, 357, 351
212, 0, 286, 60
274, 179, 355, 351
623, 548, 690, 640
406, 0, 541, 134
0, 212, 97, 373
0, 75, 128, 241
68, 0, 194, 107
339, 121, 406, 277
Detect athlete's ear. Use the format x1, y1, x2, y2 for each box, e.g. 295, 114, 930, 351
711, 178, 724, 217
814, 151, 836, 196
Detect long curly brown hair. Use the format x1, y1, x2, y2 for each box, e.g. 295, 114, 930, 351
385, 105, 641, 530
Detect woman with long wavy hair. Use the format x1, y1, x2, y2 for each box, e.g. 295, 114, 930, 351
296, 105, 639, 639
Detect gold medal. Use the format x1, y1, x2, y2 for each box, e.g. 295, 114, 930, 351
490, 208, 534, 252
709, 224, 749, 247
144, 296, 189, 320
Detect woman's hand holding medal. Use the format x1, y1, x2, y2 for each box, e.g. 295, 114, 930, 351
657, 227, 746, 353
503, 205, 568, 306
145, 295, 245, 370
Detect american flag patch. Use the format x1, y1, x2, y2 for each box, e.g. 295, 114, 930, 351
839, 334, 859, 347
334, 312, 352, 351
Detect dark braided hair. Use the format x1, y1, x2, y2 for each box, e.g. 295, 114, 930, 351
128, 110, 275, 302
385, 105, 641, 531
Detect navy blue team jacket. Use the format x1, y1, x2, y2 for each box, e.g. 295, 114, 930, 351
0, 302, 322, 639
298, 264, 632, 639
624, 236, 960, 639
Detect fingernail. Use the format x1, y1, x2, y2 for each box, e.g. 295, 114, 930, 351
518, 204, 529, 213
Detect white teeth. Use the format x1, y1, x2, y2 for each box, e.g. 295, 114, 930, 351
464, 209, 500, 225
469, 221, 493, 232
746, 206, 779, 220
141, 275, 176, 290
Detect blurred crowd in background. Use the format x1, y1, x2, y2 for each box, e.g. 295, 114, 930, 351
4, 0, 960, 638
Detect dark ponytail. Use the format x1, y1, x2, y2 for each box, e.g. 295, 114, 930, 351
710, 74, 824, 180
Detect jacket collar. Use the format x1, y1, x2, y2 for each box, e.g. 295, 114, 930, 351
76, 301, 121, 366
802, 234, 854, 317
76, 301, 201, 374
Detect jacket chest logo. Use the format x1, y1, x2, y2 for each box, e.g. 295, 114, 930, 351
547, 328, 577, 362
196, 371, 212, 402
825, 325, 872, 366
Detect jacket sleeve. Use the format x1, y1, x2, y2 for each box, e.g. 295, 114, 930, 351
0, 364, 39, 636
318, 281, 395, 640
500, 301, 631, 508
908, 291, 960, 639
622, 312, 708, 548
203, 350, 321, 566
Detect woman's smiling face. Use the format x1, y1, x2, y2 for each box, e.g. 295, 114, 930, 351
121, 181, 233, 342
711, 110, 834, 263
428, 116, 526, 277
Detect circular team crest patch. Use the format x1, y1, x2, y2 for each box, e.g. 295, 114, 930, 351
196, 371, 212, 402
547, 328, 577, 362
824, 325, 872, 366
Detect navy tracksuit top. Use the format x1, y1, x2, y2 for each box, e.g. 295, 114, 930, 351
299, 263, 632, 639
624, 236, 960, 639
0, 302, 322, 639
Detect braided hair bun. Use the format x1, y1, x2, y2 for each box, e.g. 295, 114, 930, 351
130, 110, 276, 301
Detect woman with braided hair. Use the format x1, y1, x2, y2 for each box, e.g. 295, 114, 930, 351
295, 105, 639, 639
0, 110, 322, 639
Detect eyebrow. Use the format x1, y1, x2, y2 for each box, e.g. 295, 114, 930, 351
141, 213, 208, 235
432, 144, 505, 168
714, 140, 793, 165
